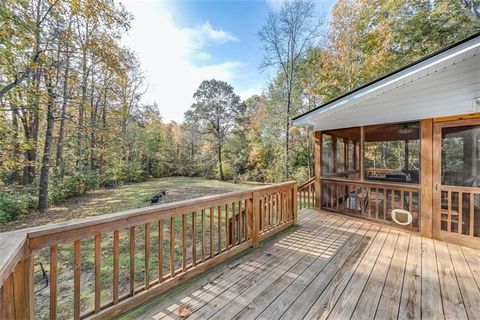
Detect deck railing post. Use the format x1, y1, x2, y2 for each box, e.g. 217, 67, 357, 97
292, 184, 298, 225
12, 252, 35, 320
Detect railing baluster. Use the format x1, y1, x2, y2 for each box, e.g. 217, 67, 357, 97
170, 217, 175, 277
218, 205, 222, 253
336, 185, 340, 210
383, 189, 387, 220
259, 197, 263, 231
458, 192, 463, 235
129, 226, 136, 296
201, 209, 206, 261
182, 214, 186, 272
400, 190, 404, 210
232, 202, 236, 245
307, 186, 310, 208
225, 203, 230, 247
113, 230, 119, 303
391, 189, 395, 216
409, 191, 413, 212
192, 212, 197, 267
276, 193, 280, 225
94, 234, 101, 312
447, 190, 452, 232
269, 194, 273, 228
375, 188, 379, 219
238, 200, 243, 242
50, 245, 58, 320
73, 239, 81, 320
158, 220, 163, 282
470, 193, 474, 237
145, 223, 150, 289
272, 193, 278, 228
277, 192, 283, 225
210, 207, 214, 255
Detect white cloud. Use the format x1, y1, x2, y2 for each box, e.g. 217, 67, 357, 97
238, 88, 261, 101
190, 22, 238, 46
197, 52, 212, 60
121, 0, 242, 122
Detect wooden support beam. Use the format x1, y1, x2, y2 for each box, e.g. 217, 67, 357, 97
332, 136, 337, 174
420, 119, 433, 238
360, 126, 365, 181
314, 131, 322, 211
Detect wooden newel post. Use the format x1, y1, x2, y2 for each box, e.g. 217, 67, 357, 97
292, 183, 298, 225
12, 253, 35, 320
247, 196, 259, 248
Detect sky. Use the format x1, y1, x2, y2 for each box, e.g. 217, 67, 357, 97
121, 0, 335, 122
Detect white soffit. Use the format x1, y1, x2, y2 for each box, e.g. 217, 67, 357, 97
293, 35, 480, 131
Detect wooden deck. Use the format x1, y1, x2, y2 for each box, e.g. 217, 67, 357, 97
119, 209, 480, 320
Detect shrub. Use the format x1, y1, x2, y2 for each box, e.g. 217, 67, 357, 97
0, 187, 36, 223
49, 171, 100, 205
219, 163, 234, 181
118, 162, 147, 183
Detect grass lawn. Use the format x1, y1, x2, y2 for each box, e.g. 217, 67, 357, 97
1, 177, 263, 232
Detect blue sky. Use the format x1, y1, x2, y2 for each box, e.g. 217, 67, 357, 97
121, 0, 335, 122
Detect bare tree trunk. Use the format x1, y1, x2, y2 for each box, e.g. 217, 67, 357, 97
77, 49, 88, 170
99, 97, 107, 184
56, 45, 71, 174
11, 106, 20, 184
38, 77, 55, 212
218, 144, 224, 180
285, 90, 291, 180
89, 67, 99, 170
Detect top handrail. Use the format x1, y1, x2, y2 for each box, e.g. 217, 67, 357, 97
298, 177, 315, 189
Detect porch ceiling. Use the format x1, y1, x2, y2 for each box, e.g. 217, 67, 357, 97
293, 34, 480, 131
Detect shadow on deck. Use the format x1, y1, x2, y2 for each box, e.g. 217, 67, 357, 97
118, 209, 480, 319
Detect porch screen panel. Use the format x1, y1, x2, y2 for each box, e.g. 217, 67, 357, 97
322, 127, 361, 179
364, 122, 420, 184
440, 124, 480, 238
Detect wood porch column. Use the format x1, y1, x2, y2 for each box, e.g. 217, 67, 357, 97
360, 126, 365, 181
420, 119, 433, 238
314, 131, 322, 210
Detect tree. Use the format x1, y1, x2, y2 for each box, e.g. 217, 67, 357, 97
186, 80, 241, 180
258, 0, 322, 180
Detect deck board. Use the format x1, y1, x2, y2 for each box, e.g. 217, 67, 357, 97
118, 209, 480, 320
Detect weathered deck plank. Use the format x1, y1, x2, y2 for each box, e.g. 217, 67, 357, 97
118, 209, 480, 320
374, 232, 409, 320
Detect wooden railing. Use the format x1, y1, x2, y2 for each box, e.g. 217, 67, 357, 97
297, 177, 315, 210
439, 185, 480, 238
0, 182, 297, 320
321, 178, 420, 232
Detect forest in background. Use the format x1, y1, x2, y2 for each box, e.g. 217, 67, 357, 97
0, 0, 479, 223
